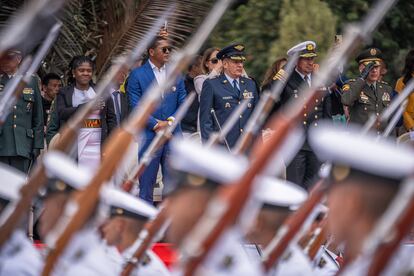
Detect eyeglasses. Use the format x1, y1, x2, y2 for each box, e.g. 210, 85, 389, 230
161, 46, 172, 53
209, 58, 219, 64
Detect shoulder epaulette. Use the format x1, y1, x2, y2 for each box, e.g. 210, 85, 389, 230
272, 69, 288, 83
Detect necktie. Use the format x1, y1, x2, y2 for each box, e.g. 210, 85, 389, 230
112, 91, 121, 125
233, 79, 240, 95
304, 75, 310, 86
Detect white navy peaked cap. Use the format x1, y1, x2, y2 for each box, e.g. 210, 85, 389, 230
309, 122, 414, 181
287, 41, 317, 58
255, 177, 307, 210
43, 151, 92, 191
0, 164, 26, 202
101, 187, 158, 220
170, 138, 248, 184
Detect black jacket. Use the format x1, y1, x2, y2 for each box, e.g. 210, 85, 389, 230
46, 85, 116, 145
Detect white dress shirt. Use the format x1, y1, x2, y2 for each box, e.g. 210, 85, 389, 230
149, 60, 167, 85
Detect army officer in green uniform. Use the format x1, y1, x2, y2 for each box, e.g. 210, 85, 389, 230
341, 48, 392, 132
0, 49, 44, 173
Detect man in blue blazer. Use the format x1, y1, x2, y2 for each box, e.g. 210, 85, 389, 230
127, 36, 187, 203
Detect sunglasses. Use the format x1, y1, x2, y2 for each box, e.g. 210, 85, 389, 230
161, 46, 172, 54
209, 58, 219, 64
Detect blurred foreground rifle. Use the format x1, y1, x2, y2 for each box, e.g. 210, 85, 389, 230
233, 54, 298, 154
179, 0, 398, 274
121, 92, 196, 192
206, 99, 249, 148
0, 0, 65, 58
263, 62, 413, 272
42, 1, 234, 275
122, 84, 248, 274
365, 177, 414, 276
306, 93, 411, 268
0, 11, 170, 249
0, 23, 62, 124
121, 201, 170, 276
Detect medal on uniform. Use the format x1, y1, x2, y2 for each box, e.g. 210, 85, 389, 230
360, 91, 369, 103
22, 88, 34, 94
293, 89, 298, 98
247, 102, 252, 108
225, 102, 231, 108
243, 90, 253, 99
382, 92, 390, 102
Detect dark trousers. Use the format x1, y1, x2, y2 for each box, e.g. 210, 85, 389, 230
0, 156, 31, 173
138, 140, 170, 204
286, 149, 321, 190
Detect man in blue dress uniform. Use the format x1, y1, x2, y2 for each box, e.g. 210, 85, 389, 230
127, 36, 187, 203
199, 43, 259, 148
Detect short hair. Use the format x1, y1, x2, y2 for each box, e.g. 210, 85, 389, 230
42, 73, 61, 86
70, 55, 95, 71
201, 47, 220, 74
147, 36, 169, 55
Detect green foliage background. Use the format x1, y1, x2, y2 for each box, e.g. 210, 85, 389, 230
210, 0, 414, 86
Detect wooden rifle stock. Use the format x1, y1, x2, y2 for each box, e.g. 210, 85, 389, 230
366, 197, 414, 275
0, 12, 169, 248
233, 55, 298, 155
307, 218, 328, 261
234, 97, 277, 154
121, 93, 196, 192
121, 203, 169, 276
262, 179, 327, 271
43, 0, 233, 272
42, 99, 158, 275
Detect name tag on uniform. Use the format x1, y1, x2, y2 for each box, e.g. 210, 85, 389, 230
23, 88, 34, 94
222, 96, 233, 100
242, 90, 254, 99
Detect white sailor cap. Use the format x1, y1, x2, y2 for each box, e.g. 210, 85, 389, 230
101, 187, 158, 220
43, 152, 157, 220
0, 164, 25, 203
166, 139, 248, 192
287, 41, 317, 58
255, 177, 307, 211
309, 122, 414, 182
43, 151, 92, 193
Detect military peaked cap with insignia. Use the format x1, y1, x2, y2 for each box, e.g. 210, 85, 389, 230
216, 43, 246, 61
309, 122, 414, 184
100, 187, 158, 221
165, 139, 248, 195
287, 41, 317, 58
254, 177, 307, 211
355, 47, 383, 66
0, 164, 26, 206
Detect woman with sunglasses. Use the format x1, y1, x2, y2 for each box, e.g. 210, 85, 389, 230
49, 56, 116, 171
194, 47, 222, 96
